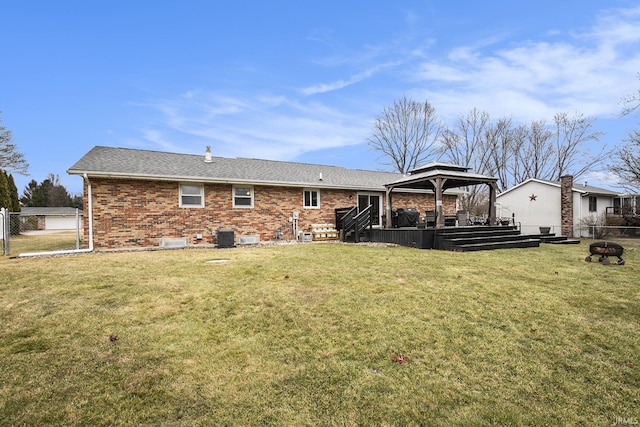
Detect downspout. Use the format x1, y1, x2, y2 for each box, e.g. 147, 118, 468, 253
17, 173, 94, 257
84, 173, 94, 251
578, 192, 583, 238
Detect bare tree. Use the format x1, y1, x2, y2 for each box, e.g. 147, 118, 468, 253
612, 75, 640, 190
482, 117, 516, 192
552, 112, 604, 180
438, 108, 492, 174
438, 108, 494, 213
438, 108, 604, 215
368, 95, 443, 173
620, 73, 640, 116
0, 112, 29, 175
613, 134, 640, 190
516, 119, 555, 181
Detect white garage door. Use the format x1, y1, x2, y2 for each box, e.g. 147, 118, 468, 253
45, 216, 77, 230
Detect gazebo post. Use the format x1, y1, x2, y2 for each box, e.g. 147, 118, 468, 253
488, 182, 498, 225
431, 177, 447, 228
385, 187, 393, 228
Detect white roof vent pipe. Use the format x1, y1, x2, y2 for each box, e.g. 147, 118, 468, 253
205, 146, 212, 163
319, 172, 323, 181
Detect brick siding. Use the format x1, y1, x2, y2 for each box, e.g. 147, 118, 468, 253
83, 178, 456, 249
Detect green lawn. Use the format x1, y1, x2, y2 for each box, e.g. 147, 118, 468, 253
4, 230, 82, 256
1, 241, 638, 426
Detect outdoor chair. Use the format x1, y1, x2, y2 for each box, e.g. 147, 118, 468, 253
425, 210, 436, 227
456, 210, 470, 226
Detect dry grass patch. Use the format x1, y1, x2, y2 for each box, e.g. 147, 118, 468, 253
1, 241, 639, 425
5, 230, 82, 255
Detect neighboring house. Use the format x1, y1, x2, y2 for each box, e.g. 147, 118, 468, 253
496, 176, 621, 237
67, 146, 460, 250
609, 193, 640, 216
19, 207, 83, 231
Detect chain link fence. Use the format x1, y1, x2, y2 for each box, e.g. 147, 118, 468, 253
1, 208, 84, 256
576, 224, 640, 240
0, 208, 7, 256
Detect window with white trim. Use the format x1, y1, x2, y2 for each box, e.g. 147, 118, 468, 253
180, 184, 204, 207
233, 185, 253, 208
303, 189, 320, 208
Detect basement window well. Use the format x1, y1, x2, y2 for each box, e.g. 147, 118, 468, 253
180, 184, 204, 207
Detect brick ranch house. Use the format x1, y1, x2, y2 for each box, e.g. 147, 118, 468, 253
67, 146, 459, 250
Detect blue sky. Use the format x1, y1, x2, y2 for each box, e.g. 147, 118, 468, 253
2, 1, 640, 195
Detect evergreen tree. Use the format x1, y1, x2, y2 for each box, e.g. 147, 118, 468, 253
20, 174, 74, 207
21, 179, 47, 207
70, 194, 83, 209
0, 169, 10, 209
7, 173, 20, 212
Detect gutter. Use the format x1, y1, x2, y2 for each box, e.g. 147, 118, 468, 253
66, 170, 428, 193
17, 174, 95, 257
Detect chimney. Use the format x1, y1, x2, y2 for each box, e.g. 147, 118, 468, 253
560, 175, 573, 237
204, 146, 212, 163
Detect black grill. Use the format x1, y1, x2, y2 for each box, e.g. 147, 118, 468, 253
395, 208, 420, 227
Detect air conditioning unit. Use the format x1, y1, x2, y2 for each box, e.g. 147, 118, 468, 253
217, 230, 235, 248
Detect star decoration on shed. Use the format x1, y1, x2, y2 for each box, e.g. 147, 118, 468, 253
529, 193, 537, 201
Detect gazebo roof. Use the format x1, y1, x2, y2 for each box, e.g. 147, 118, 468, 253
385, 162, 498, 191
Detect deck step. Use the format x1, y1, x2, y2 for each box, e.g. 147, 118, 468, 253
538, 234, 581, 244
441, 234, 532, 250
545, 239, 581, 244
436, 225, 542, 252
451, 239, 541, 252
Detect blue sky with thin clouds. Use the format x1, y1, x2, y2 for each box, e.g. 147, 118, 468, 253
2, 1, 640, 194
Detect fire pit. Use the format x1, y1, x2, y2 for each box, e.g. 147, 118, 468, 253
585, 241, 625, 265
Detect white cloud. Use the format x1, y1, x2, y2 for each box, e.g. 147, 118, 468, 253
411, 6, 640, 122
133, 6, 640, 166
299, 61, 401, 95
137, 91, 372, 161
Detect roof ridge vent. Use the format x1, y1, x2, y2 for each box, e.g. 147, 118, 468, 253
204, 146, 212, 163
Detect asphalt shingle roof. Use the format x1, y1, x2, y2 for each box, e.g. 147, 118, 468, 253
497, 178, 621, 197
67, 146, 406, 191
20, 207, 82, 215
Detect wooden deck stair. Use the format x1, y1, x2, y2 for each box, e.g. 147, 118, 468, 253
435, 226, 541, 252
538, 233, 581, 244
368, 224, 580, 251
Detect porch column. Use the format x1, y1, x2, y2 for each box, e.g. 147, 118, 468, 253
385, 187, 393, 228
488, 182, 498, 225
431, 177, 446, 228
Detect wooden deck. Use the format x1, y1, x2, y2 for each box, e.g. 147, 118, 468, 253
369, 225, 551, 251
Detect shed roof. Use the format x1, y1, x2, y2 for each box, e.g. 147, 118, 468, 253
497, 178, 620, 197
67, 146, 412, 192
